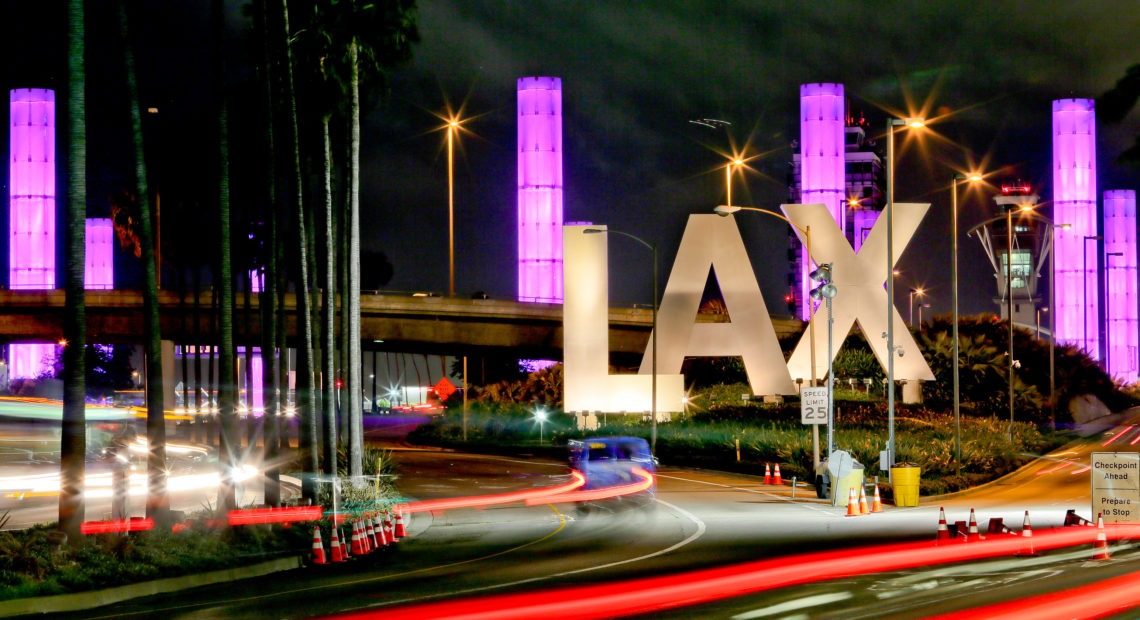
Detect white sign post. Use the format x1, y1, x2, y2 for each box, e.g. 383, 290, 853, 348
800, 386, 828, 425
1091, 452, 1140, 524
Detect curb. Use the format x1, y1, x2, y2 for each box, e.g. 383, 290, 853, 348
0, 555, 302, 618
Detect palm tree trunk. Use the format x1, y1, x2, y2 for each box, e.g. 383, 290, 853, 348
281, 0, 319, 479
321, 117, 337, 476
256, 0, 281, 507
59, 0, 87, 544
214, 0, 238, 513
346, 39, 363, 478
120, 0, 170, 526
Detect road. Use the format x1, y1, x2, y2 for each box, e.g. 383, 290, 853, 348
7, 410, 1140, 619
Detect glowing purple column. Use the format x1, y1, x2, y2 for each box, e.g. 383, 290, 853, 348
1104, 190, 1137, 382
9, 89, 57, 379
798, 83, 845, 320
1052, 98, 1098, 358
517, 77, 563, 302
85, 218, 113, 289
10, 89, 55, 289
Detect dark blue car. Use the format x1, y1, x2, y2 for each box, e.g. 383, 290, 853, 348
568, 436, 656, 500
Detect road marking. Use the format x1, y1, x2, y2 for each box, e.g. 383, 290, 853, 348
732, 591, 852, 619
656, 472, 840, 515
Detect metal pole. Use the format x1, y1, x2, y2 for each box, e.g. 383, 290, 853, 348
826, 294, 835, 456
951, 176, 961, 475
1007, 208, 1015, 441
886, 119, 897, 473
1049, 231, 1056, 429
651, 242, 658, 452
448, 123, 456, 297
806, 226, 819, 467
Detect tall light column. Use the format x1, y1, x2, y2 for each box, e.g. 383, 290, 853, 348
1083, 235, 1102, 358
448, 120, 457, 297
885, 116, 924, 472
798, 83, 845, 321
518, 77, 563, 302
1053, 99, 1098, 359
1103, 190, 1137, 383
1106, 251, 1124, 378
9, 88, 58, 379
1006, 207, 1015, 440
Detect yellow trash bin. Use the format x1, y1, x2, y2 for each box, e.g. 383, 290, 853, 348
830, 467, 865, 507
891, 465, 922, 507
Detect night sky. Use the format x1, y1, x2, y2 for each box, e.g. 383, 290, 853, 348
5, 1, 1140, 320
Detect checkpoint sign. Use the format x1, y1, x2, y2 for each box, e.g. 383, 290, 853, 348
1091, 452, 1140, 524
800, 386, 828, 425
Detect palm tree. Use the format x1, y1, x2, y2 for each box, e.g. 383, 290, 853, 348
310, 0, 418, 478
214, 0, 238, 513
59, 0, 87, 544
119, 0, 170, 526
281, 0, 321, 479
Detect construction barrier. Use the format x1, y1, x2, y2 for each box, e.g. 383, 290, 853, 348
890, 465, 921, 507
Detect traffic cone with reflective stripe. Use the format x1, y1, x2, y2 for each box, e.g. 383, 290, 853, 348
1016, 510, 1036, 556
384, 515, 397, 543
966, 508, 982, 542
348, 523, 360, 556
870, 485, 883, 513
375, 516, 389, 547
763, 463, 772, 484
772, 464, 783, 486
936, 507, 950, 543
858, 486, 869, 515
361, 520, 373, 554
1093, 513, 1110, 560
330, 527, 346, 562
310, 526, 327, 565
341, 528, 351, 558
845, 487, 860, 517
366, 517, 378, 549
395, 510, 407, 538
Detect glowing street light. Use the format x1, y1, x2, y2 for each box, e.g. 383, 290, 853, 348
951, 171, 982, 473
908, 288, 925, 326
535, 408, 547, 445
885, 116, 924, 473
583, 228, 658, 451
715, 204, 822, 465
725, 157, 744, 207
447, 118, 461, 297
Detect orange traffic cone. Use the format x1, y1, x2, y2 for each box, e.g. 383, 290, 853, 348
858, 486, 869, 515
1093, 513, 1110, 560
330, 527, 346, 562
1017, 510, 1036, 556
385, 516, 397, 543
966, 509, 982, 542
772, 464, 783, 486
341, 528, 351, 558
375, 516, 389, 546
936, 507, 950, 543
310, 526, 327, 565
366, 517, 378, 549
870, 485, 883, 513
845, 487, 860, 517
361, 521, 373, 554
763, 463, 772, 484
395, 511, 407, 538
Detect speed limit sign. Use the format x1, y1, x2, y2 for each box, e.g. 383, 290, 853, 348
800, 386, 828, 425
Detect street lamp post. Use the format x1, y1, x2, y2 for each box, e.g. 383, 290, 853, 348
908, 288, 925, 326
714, 205, 821, 464
583, 228, 658, 451
1083, 235, 1102, 359
951, 172, 981, 474
885, 116, 924, 473
725, 158, 743, 207
1006, 206, 1015, 441
447, 120, 459, 297
918, 303, 931, 326
1106, 251, 1124, 376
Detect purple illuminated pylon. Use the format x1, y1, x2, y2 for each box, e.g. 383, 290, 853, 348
86, 218, 114, 290
798, 83, 845, 320
1052, 99, 1098, 359
10, 89, 56, 290
517, 77, 563, 303
9, 89, 57, 379
1104, 190, 1137, 382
